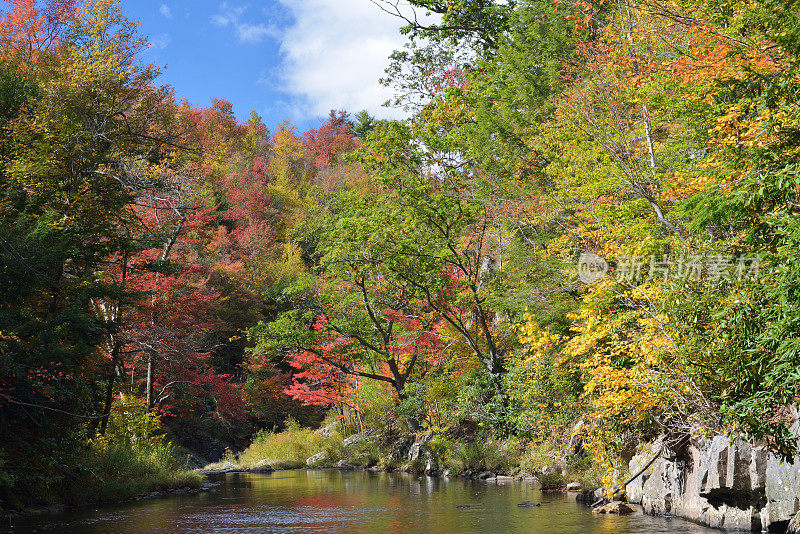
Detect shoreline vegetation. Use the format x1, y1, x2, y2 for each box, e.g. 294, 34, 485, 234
201, 417, 606, 494
0, 443, 205, 521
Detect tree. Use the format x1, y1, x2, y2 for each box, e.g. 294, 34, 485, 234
350, 110, 376, 139
370, 0, 517, 52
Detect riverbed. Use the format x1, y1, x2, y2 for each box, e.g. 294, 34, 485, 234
7, 470, 721, 533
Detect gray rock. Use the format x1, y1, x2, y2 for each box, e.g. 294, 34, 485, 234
408, 441, 424, 462
315, 421, 339, 437
343, 433, 365, 447
406, 434, 440, 475
477, 471, 495, 480
386, 437, 413, 465
424, 454, 438, 475
566, 482, 581, 491
306, 452, 327, 466
626, 435, 800, 531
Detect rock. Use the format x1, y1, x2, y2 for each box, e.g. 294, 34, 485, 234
408, 442, 423, 462
496, 475, 516, 483
424, 455, 438, 476
575, 489, 603, 504
522, 476, 539, 485
406, 434, 440, 475
306, 452, 327, 466
336, 460, 355, 470
251, 460, 273, 472
343, 433, 365, 447
566, 482, 581, 491
477, 471, 496, 480
627, 435, 789, 531
567, 420, 585, 456
788, 511, 800, 534
316, 421, 339, 437
593, 501, 636, 515
386, 437, 414, 466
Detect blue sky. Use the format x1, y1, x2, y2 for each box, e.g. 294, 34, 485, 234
124, 0, 410, 133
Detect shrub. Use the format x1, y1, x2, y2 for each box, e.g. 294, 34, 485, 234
235, 417, 336, 469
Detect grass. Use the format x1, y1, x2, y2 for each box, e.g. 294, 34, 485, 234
229, 418, 339, 470
63, 442, 203, 506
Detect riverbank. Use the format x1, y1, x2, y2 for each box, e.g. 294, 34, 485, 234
0, 480, 220, 527
0, 442, 206, 522
212, 423, 800, 533
203, 420, 604, 492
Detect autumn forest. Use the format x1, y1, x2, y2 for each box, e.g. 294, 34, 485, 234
1, 0, 800, 520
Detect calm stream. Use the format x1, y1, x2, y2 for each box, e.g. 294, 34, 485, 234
9, 470, 720, 533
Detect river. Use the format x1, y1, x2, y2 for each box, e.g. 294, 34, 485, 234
8, 470, 720, 533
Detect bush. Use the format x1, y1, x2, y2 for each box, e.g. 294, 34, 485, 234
235, 417, 337, 469
439, 437, 524, 473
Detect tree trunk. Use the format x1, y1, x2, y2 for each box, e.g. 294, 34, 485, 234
98, 372, 116, 435
96, 340, 123, 436
146, 351, 155, 411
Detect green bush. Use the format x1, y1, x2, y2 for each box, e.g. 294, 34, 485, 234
235, 417, 337, 469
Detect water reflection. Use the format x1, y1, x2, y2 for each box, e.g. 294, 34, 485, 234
9, 470, 720, 534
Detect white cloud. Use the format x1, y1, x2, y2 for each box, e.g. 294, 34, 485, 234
159, 3, 172, 19
272, 0, 421, 120
237, 22, 281, 43
211, 2, 278, 44
210, 2, 244, 28
151, 33, 172, 50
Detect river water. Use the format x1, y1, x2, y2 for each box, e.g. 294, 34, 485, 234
9, 470, 720, 533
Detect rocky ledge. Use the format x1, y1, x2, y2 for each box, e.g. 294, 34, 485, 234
626, 435, 800, 532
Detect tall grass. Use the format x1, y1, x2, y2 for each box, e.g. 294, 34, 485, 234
62, 442, 202, 506
234, 418, 337, 469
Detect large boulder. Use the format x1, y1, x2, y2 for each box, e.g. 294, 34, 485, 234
625, 435, 800, 531
407, 434, 440, 475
